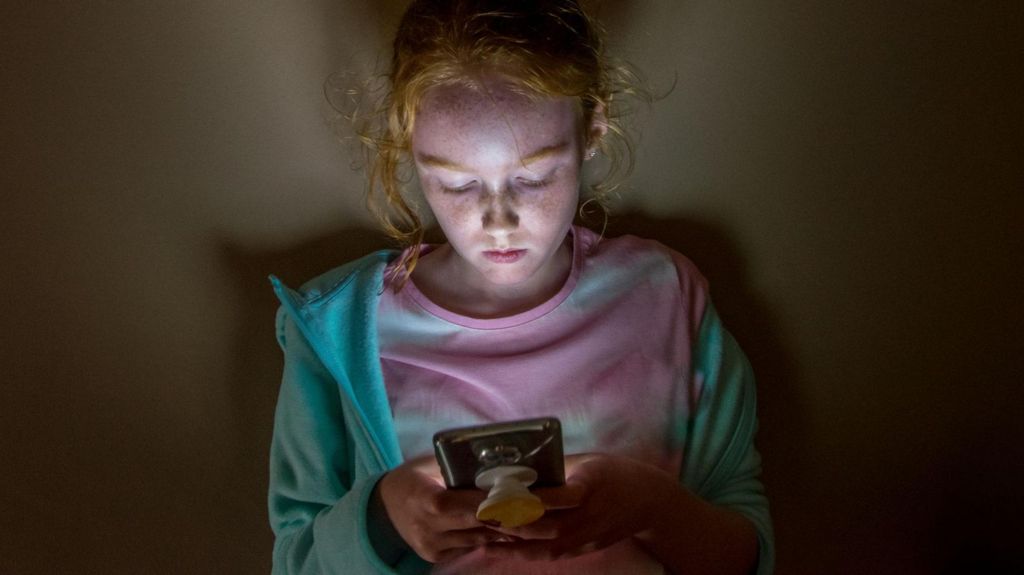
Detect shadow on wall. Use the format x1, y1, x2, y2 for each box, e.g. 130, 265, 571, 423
217, 226, 392, 569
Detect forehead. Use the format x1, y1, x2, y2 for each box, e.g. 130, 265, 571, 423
412, 81, 581, 151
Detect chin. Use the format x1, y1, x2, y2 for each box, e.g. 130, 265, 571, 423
481, 271, 534, 287
476, 263, 540, 286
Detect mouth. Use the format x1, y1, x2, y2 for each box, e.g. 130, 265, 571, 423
482, 249, 527, 264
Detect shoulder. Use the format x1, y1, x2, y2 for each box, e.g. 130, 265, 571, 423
580, 227, 709, 297
571, 225, 712, 342
271, 249, 400, 351
278, 249, 400, 307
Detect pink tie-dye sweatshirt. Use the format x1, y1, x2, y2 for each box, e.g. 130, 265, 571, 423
373, 225, 770, 573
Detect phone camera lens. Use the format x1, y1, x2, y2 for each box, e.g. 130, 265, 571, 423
477, 444, 522, 467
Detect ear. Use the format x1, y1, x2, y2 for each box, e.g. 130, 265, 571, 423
585, 102, 609, 157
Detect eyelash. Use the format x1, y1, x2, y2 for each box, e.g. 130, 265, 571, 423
441, 184, 473, 194
439, 178, 551, 194
518, 178, 551, 189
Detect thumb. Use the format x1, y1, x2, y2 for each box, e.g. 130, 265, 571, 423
401, 455, 446, 485
533, 483, 587, 510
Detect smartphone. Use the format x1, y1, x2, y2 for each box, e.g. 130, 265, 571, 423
433, 417, 565, 489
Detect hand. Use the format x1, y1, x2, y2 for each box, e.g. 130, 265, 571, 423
482, 453, 684, 561
377, 455, 503, 563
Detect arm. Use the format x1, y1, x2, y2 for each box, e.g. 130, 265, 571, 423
270, 307, 424, 574
656, 251, 774, 573
631, 466, 760, 575
662, 301, 774, 574
489, 453, 760, 574
485, 303, 773, 574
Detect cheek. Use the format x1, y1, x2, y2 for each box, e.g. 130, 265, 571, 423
535, 181, 580, 221
427, 194, 474, 227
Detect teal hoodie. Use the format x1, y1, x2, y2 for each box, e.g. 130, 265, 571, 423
269, 250, 774, 574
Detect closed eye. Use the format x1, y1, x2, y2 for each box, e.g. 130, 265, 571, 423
517, 178, 551, 189
441, 182, 476, 194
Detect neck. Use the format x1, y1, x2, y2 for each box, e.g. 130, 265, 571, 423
416, 238, 573, 319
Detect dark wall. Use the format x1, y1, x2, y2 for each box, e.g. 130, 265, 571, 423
2, 1, 1020, 573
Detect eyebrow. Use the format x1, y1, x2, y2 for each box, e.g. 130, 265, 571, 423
416, 142, 572, 171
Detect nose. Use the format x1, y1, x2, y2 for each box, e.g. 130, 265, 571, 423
481, 189, 519, 237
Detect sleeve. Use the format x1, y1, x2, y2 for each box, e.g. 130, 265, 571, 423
683, 302, 775, 575
269, 307, 427, 574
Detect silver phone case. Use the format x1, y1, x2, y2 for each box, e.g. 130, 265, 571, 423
432, 417, 565, 489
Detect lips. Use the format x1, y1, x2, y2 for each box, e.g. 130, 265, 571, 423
483, 249, 527, 263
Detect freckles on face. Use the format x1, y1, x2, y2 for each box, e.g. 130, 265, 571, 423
410, 81, 584, 221
408, 78, 585, 290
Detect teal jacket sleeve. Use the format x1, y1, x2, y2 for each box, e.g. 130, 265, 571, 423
269, 307, 426, 574
684, 302, 775, 575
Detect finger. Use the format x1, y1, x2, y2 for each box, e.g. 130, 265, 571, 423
562, 452, 600, 475
532, 483, 587, 509
431, 532, 522, 564
484, 531, 613, 562
424, 489, 489, 530
433, 546, 476, 565
405, 456, 447, 484
431, 487, 488, 514
436, 526, 508, 551
488, 508, 586, 540
482, 538, 581, 562
482, 539, 544, 561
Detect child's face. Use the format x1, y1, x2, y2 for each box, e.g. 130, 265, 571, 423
411, 78, 594, 293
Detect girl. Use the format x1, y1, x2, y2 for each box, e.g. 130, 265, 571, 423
269, 1, 773, 573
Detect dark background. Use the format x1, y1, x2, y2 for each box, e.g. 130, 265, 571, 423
2, 1, 1020, 572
